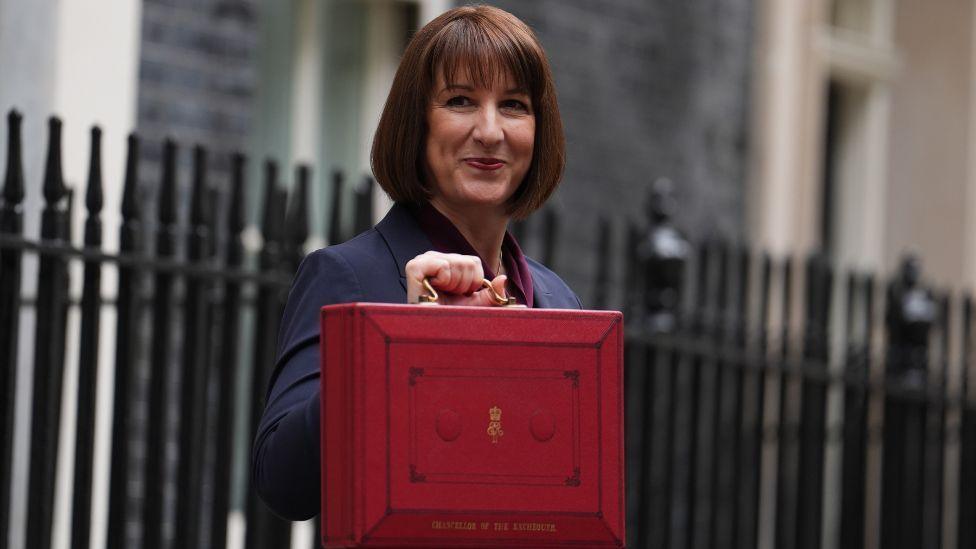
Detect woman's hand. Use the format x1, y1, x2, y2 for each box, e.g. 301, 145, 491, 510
405, 251, 508, 306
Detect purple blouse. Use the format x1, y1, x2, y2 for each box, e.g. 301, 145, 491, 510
413, 203, 535, 307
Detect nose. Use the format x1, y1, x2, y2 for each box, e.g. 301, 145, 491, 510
472, 105, 504, 148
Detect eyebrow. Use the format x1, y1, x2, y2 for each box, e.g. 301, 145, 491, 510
441, 84, 529, 95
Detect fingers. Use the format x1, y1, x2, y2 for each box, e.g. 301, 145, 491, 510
404, 251, 485, 303
467, 275, 509, 307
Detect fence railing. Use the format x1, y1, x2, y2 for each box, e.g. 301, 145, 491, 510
0, 110, 379, 549
1, 109, 975, 549
622, 233, 976, 549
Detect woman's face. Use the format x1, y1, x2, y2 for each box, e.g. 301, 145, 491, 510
425, 69, 535, 216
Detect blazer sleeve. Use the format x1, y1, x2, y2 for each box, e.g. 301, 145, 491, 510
252, 248, 364, 521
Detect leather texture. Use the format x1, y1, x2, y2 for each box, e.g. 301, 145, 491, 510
321, 304, 625, 547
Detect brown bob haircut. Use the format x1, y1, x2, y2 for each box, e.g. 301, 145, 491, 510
371, 5, 565, 220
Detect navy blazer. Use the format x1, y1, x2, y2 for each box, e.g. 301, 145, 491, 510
252, 202, 582, 521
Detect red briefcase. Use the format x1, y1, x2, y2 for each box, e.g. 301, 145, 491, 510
320, 303, 625, 548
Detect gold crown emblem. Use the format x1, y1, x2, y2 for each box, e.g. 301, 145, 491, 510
489, 406, 502, 422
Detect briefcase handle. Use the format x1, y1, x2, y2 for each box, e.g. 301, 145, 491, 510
418, 278, 524, 307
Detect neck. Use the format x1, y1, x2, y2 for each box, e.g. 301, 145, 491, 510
429, 198, 508, 274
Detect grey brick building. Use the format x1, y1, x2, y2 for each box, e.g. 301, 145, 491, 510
130, 0, 756, 307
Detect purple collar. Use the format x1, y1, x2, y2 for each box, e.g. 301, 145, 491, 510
413, 203, 534, 307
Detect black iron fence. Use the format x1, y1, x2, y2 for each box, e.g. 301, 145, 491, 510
622, 189, 976, 549
0, 110, 377, 549
1, 108, 975, 549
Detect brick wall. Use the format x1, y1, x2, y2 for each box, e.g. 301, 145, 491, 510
468, 0, 755, 307
136, 0, 259, 230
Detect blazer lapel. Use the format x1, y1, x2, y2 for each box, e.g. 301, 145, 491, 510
528, 264, 553, 308
374, 203, 434, 292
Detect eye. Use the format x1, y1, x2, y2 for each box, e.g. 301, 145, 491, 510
501, 99, 530, 112
445, 95, 472, 107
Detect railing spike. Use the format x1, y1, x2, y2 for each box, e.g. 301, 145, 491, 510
159, 139, 177, 225
121, 134, 140, 221
352, 175, 374, 236
272, 186, 288, 247
229, 153, 247, 235
261, 159, 279, 239
328, 170, 344, 245
287, 165, 311, 258
86, 127, 103, 215
190, 145, 209, 226
42, 117, 66, 205
3, 110, 24, 206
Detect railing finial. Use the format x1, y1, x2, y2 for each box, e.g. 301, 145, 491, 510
3, 109, 24, 206
86, 126, 103, 215
190, 145, 209, 226
261, 159, 279, 242
328, 170, 344, 245
286, 165, 311, 259
121, 133, 141, 221
42, 116, 66, 205
159, 138, 178, 225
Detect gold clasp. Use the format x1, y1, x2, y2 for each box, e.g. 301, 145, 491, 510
417, 279, 440, 305
416, 278, 524, 307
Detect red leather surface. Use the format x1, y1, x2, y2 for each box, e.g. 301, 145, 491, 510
321, 304, 624, 548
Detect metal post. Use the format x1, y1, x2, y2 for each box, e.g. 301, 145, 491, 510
959, 296, 974, 549
287, 165, 311, 271
70, 126, 104, 549
881, 255, 934, 549
711, 244, 737, 549
26, 116, 71, 549
210, 153, 247, 549
106, 133, 143, 549
0, 109, 25, 549
740, 253, 771, 549
628, 181, 687, 548
795, 254, 832, 549
922, 294, 950, 548
775, 257, 797, 549
840, 274, 870, 549
174, 146, 213, 549
590, 216, 611, 310
142, 138, 178, 549
675, 242, 711, 549
352, 175, 374, 236
245, 160, 292, 549
328, 170, 344, 245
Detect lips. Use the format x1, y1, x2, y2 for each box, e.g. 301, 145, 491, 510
464, 157, 505, 171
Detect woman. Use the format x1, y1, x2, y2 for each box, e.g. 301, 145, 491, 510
252, 5, 581, 521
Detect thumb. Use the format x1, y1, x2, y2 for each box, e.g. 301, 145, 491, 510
490, 275, 508, 300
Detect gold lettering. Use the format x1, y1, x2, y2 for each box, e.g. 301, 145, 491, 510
430, 520, 476, 531
430, 520, 555, 534
511, 522, 557, 533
